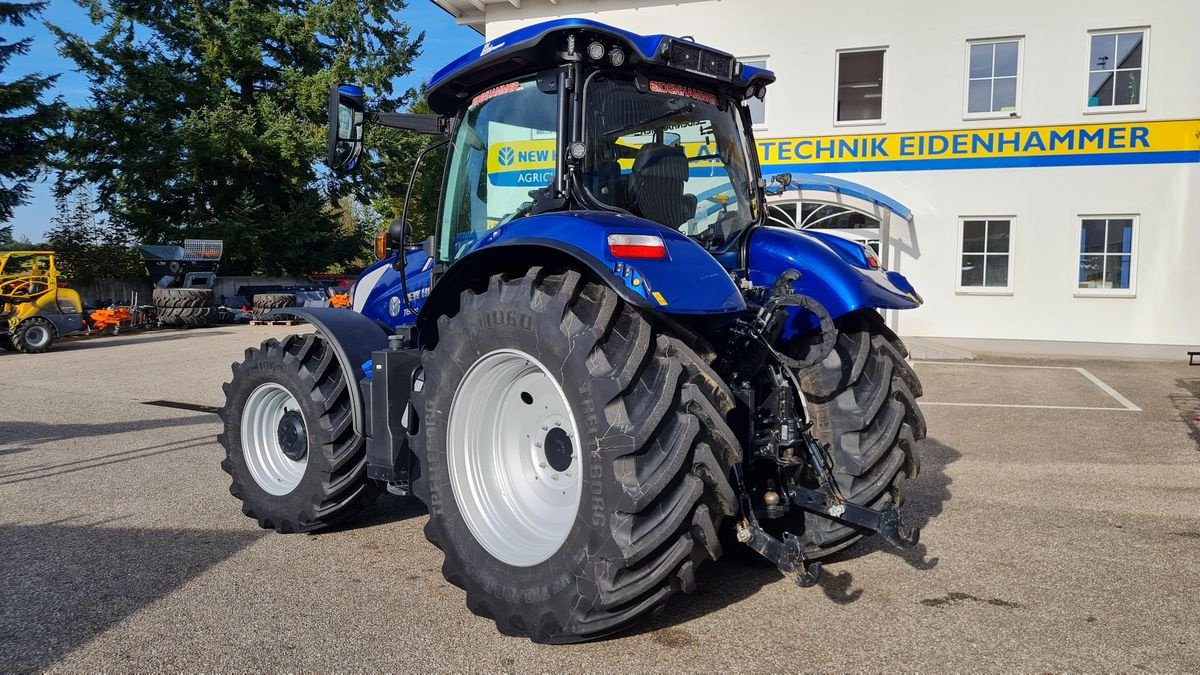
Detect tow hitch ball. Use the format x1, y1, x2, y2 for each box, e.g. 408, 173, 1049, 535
737, 494, 920, 588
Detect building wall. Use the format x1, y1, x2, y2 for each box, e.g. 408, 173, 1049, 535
481, 0, 1199, 346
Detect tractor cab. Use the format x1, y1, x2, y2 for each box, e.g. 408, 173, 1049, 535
329, 19, 773, 267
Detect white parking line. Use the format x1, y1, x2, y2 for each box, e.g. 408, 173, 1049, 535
913, 361, 1142, 412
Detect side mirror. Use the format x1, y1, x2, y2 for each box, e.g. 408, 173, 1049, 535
773, 173, 793, 188
327, 83, 366, 171
388, 218, 412, 249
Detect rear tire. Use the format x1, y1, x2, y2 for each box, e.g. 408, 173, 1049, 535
157, 305, 215, 327
0, 335, 14, 351
152, 288, 213, 308
12, 318, 55, 354
793, 310, 926, 558
218, 334, 373, 533
252, 293, 297, 321
414, 268, 741, 643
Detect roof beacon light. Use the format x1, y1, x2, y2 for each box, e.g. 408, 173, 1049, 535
608, 233, 666, 260
587, 41, 605, 60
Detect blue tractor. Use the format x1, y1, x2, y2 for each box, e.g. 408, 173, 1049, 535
218, 19, 927, 643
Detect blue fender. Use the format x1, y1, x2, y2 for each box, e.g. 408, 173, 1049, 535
744, 226, 921, 339
415, 211, 745, 335
264, 306, 390, 436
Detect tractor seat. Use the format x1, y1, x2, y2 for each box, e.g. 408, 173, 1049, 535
629, 143, 696, 229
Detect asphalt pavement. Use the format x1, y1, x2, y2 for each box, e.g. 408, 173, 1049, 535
1, 325, 1198, 671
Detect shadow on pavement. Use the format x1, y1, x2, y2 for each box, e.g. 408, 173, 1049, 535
0, 415, 213, 447
1170, 377, 1200, 449
0, 522, 263, 672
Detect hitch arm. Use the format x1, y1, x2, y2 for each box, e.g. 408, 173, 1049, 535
787, 485, 920, 549
737, 520, 822, 588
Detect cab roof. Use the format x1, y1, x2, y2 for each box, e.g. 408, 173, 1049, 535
426, 18, 775, 115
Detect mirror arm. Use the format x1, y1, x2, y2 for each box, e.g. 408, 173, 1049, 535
368, 112, 446, 135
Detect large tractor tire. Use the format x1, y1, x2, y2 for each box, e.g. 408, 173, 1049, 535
252, 293, 297, 321
792, 310, 926, 558
152, 287, 213, 308
218, 334, 373, 532
0, 334, 15, 351
414, 268, 741, 643
11, 318, 56, 353
157, 305, 215, 327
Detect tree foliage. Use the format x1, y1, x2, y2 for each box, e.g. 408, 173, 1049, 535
44, 187, 142, 281
52, 0, 424, 276
0, 1, 64, 224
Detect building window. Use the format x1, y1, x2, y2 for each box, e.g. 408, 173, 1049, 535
836, 48, 885, 124
1086, 29, 1147, 111
742, 58, 767, 127
1078, 216, 1136, 295
965, 38, 1021, 117
958, 217, 1013, 293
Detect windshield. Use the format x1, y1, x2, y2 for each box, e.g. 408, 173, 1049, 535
438, 78, 558, 261
581, 73, 759, 249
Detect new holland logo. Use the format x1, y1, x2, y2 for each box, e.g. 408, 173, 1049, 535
388, 296, 402, 317
497, 145, 516, 167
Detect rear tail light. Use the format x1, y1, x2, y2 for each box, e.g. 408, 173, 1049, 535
607, 233, 667, 260
864, 246, 881, 269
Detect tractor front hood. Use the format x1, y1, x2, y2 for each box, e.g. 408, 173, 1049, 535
427, 18, 774, 115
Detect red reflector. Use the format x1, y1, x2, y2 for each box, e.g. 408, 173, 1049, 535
607, 234, 666, 260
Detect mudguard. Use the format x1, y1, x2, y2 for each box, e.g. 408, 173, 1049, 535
415, 211, 745, 336
264, 307, 390, 436
744, 226, 921, 339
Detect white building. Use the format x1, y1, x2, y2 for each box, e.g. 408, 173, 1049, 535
433, 0, 1199, 355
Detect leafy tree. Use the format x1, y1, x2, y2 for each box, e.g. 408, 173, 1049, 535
51, 0, 423, 276
0, 1, 63, 224
44, 186, 142, 281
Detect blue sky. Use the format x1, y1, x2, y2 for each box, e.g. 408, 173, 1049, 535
5, 0, 481, 242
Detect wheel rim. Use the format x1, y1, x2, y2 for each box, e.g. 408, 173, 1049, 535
241, 382, 308, 496
24, 324, 50, 349
447, 349, 583, 567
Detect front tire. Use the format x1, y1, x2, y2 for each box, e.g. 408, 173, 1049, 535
218, 334, 373, 533
12, 318, 55, 353
414, 268, 741, 643
793, 310, 927, 557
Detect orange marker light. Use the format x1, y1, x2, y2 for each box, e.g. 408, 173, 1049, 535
374, 232, 388, 260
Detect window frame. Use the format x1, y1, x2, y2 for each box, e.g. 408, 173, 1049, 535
833, 46, 887, 127
740, 55, 769, 131
962, 36, 1024, 120
1082, 27, 1149, 115
1074, 213, 1139, 298
955, 216, 1016, 295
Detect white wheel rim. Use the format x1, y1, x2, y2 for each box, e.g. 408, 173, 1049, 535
241, 382, 308, 496
25, 325, 50, 349
447, 349, 583, 567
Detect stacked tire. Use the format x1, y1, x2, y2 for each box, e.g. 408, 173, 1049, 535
251, 294, 297, 322
154, 288, 216, 328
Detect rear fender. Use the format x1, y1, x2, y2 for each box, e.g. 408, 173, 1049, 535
265, 307, 390, 437
417, 211, 745, 340
746, 226, 922, 339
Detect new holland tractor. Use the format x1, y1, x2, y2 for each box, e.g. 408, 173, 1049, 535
218, 19, 927, 643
